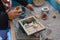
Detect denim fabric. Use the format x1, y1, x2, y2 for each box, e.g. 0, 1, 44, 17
0, 30, 12, 40
0, 37, 3, 40
0, 22, 10, 40
0, 30, 8, 40
7, 30, 12, 40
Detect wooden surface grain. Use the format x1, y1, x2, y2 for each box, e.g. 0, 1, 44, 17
9, 20, 16, 40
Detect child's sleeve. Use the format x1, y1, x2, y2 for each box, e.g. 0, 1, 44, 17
14, 0, 28, 7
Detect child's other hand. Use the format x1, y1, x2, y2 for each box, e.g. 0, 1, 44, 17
26, 4, 34, 11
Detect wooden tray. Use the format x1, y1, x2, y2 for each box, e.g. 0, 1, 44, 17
18, 16, 45, 36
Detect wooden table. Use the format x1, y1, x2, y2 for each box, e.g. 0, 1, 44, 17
9, 20, 42, 40
10, 1, 60, 40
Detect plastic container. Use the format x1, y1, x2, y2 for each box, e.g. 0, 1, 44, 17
41, 7, 49, 14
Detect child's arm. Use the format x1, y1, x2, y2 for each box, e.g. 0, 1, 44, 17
14, 0, 28, 7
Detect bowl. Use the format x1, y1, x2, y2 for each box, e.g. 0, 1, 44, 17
33, 0, 44, 6
41, 7, 49, 14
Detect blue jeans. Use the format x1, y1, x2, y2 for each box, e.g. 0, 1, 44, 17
0, 30, 12, 40
0, 22, 12, 40
0, 30, 8, 40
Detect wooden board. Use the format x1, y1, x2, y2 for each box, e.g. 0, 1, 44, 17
18, 16, 45, 36
9, 20, 16, 40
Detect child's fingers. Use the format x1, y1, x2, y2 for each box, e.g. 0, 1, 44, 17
17, 9, 23, 13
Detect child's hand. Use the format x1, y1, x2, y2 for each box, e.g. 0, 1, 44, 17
8, 8, 22, 20
26, 4, 34, 11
